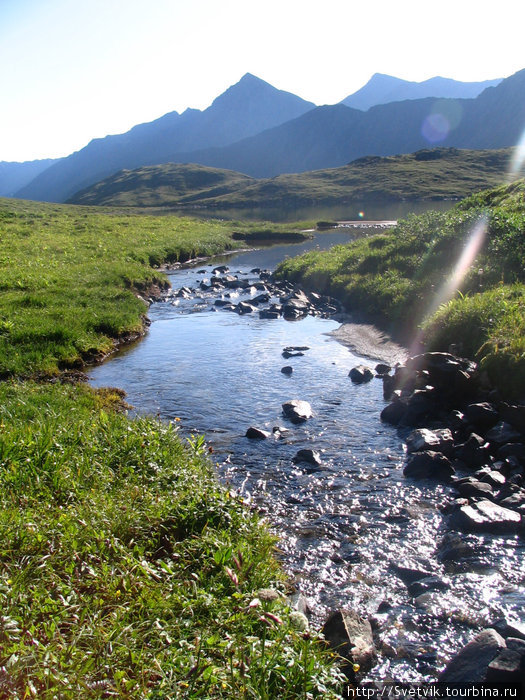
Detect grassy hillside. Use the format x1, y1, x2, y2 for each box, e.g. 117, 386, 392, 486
0, 198, 309, 377
275, 179, 525, 396
67, 148, 514, 209
68, 162, 254, 207
0, 199, 343, 697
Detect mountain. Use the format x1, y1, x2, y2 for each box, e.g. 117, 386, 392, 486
16, 73, 315, 203
155, 69, 525, 178
0, 158, 58, 197
341, 73, 502, 111
68, 148, 516, 209
68, 163, 254, 207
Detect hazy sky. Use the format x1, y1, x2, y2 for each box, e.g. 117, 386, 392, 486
1, 0, 524, 162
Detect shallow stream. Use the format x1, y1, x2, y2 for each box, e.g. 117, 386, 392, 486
88, 230, 525, 682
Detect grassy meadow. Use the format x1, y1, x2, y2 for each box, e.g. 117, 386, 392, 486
276, 178, 525, 396
0, 199, 343, 698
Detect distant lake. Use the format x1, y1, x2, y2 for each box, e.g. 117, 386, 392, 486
177, 199, 456, 223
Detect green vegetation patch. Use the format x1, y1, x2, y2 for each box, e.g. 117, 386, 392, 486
0, 198, 307, 377
0, 381, 344, 697
276, 178, 525, 396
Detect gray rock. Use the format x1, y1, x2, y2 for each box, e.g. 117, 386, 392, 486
449, 499, 521, 534
281, 366, 293, 375
438, 628, 506, 682
485, 421, 522, 445
406, 427, 454, 455
349, 365, 374, 384
375, 363, 391, 376
322, 610, 376, 681
486, 647, 525, 682
390, 561, 433, 585
404, 451, 455, 481
465, 402, 500, 430
282, 400, 313, 423
407, 575, 450, 598
380, 400, 407, 425
455, 479, 495, 500
245, 427, 271, 440
293, 449, 322, 466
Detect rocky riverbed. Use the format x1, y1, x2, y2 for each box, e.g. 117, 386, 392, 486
89, 252, 525, 685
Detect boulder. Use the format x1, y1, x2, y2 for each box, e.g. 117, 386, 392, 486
349, 365, 374, 384
465, 402, 500, 430
390, 560, 434, 585
245, 427, 271, 440
486, 647, 525, 682
293, 449, 322, 467
455, 433, 492, 469
380, 400, 407, 425
449, 499, 521, 534
404, 451, 455, 481
235, 301, 256, 314
406, 428, 454, 455
281, 366, 293, 375
438, 628, 506, 682
407, 575, 450, 598
485, 421, 522, 446
375, 363, 391, 376
322, 610, 376, 681
282, 400, 313, 423
455, 479, 495, 500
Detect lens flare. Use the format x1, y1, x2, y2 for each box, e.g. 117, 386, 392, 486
358, 211, 365, 219
409, 215, 488, 355
508, 128, 525, 182
422, 113, 450, 143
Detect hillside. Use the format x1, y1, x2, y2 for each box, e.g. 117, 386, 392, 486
16, 74, 314, 203
68, 148, 516, 209
0, 157, 59, 197
340, 73, 502, 111
163, 69, 525, 178
68, 163, 254, 207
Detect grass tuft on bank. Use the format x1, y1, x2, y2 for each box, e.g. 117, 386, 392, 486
275, 178, 525, 396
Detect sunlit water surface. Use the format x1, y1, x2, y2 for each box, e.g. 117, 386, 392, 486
88, 231, 525, 682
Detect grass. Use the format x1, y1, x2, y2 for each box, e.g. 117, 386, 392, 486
275, 178, 525, 397
0, 381, 344, 698
0, 198, 310, 377
66, 148, 515, 210
0, 198, 344, 696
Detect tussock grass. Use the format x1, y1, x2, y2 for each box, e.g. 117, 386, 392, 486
276, 179, 525, 396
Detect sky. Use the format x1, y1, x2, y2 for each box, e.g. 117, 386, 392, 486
1, 0, 524, 162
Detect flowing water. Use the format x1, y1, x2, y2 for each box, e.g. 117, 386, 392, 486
88, 228, 525, 682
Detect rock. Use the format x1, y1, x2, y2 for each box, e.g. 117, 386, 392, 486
259, 309, 280, 319
212, 265, 229, 274
281, 366, 293, 375
349, 365, 374, 384
477, 468, 506, 487
245, 427, 271, 440
380, 400, 407, 425
406, 428, 454, 455
449, 499, 521, 534
485, 421, 522, 445
282, 300, 309, 319
282, 350, 304, 358
438, 628, 506, 682
455, 479, 495, 500
235, 301, 256, 314
492, 618, 525, 640
282, 400, 313, 423
486, 647, 525, 682
404, 451, 455, 481
293, 449, 322, 466
455, 433, 492, 469
437, 532, 476, 563
390, 561, 434, 585
214, 298, 232, 307
497, 442, 525, 462
500, 403, 525, 433
465, 402, 500, 430
375, 363, 391, 376
322, 610, 376, 681
407, 575, 450, 598
251, 293, 271, 305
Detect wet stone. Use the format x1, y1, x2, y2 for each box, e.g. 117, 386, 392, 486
449, 499, 521, 534
406, 427, 454, 455
281, 366, 293, 375
349, 365, 374, 384
438, 628, 506, 682
485, 421, 522, 445
293, 449, 322, 466
282, 399, 313, 423
403, 451, 455, 481
245, 426, 271, 440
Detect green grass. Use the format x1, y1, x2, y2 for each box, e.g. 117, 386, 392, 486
275, 178, 525, 397
0, 198, 310, 377
66, 148, 516, 209
0, 381, 344, 698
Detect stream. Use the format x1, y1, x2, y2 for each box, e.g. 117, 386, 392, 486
88, 229, 525, 683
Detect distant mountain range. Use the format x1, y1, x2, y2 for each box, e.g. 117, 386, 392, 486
69, 148, 515, 209
340, 73, 502, 111
12, 69, 525, 203
0, 158, 60, 197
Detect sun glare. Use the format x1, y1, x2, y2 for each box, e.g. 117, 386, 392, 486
409, 215, 488, 355
508, 128, 525, 181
